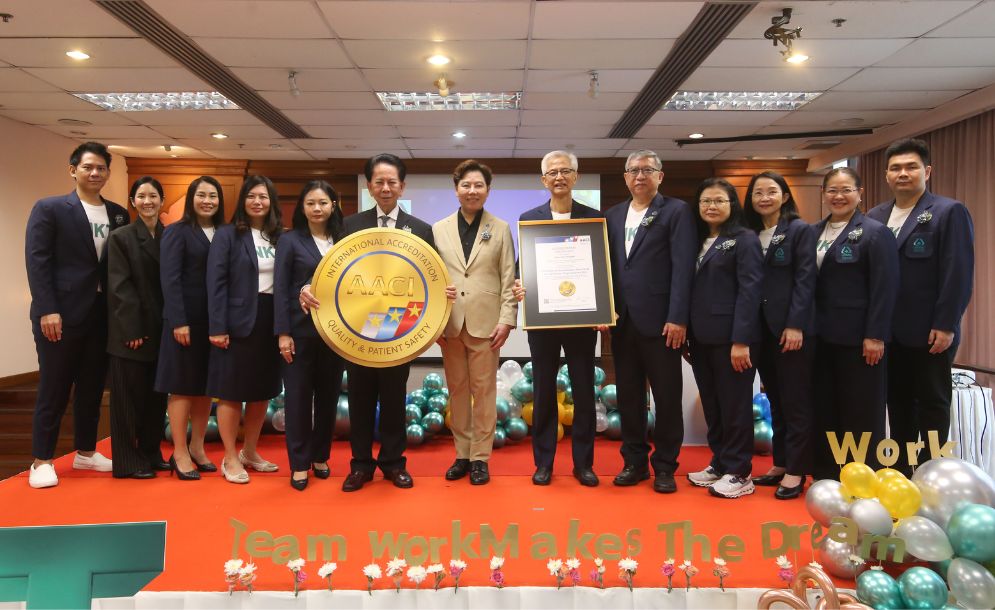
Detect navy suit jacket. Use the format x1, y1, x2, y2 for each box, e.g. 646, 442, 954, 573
689, 227, 763, 345
207, 225, 281, 338
605, 194, 696, 336
866, 191, 974, 347
106, 220, 163, 361
814, 210, 899, 346
759, 217, 817, 337
25, 191, 129, 325
518, 199, 602, 283
274, 229, 325, 338
342, 207, 435, 250
160, 222, 212, 330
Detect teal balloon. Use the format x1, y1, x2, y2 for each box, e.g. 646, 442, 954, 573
495, 398, 510, 423
753, 392, 771, 421
407, 388, 428, 408
564, 385, 574, 405
427, 393, 449, 414
263, 403, 279, 433
948, 503, 995, 563
753, 402, 765, 421
341, 370, 348, 392
898, 567, 948, 610
439, 387, 449, 401
593, 366, 606, 386
522, 361, 534, 382
422, 373, 444, 392
421, 411, 444, 434
505, 417, 528, 441
558, 364, 569, 377
754, 419, 773, 455
510, 378, 534, 403
269, 393, 285, 409
645, 391, 651, 406
605, 411, 622, 439
601, 384, 618, 410
406, 423, 426, 445
493, 426, 507, 449
647, 411, 656, 436
857, 570, 904, 610
205, 417, 220, 442
556, 373, 570, 392
334, 395, 350, 437
405, 404, 423, 425
593, 386, 601, 402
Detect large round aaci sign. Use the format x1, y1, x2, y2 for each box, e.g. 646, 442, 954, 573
311, 228, 451, 368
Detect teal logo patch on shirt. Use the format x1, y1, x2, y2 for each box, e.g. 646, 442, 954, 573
773, 247, 786, 262
839, 244, 855, 262
256, 245, 276, 259
91, 222, 109, 238
912, 237, 926, 253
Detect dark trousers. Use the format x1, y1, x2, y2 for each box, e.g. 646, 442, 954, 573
756, 325, 815, 475
813, 339, 887, 480
31, 303, 108, 460
612, 316, 684, 474
887, 342, 956, 476
690, 341, 755, 477
108, 356, 167, 476
345, 361, 409, 473
527, 327, 597, 469
282, 336, 344, 472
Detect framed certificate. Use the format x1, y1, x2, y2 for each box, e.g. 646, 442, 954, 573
518, 218, 615, 330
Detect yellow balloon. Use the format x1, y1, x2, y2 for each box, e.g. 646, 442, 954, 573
444, 410, 453, 430
562, 406, 575, 426
557, 401, 566, 422
557, 422, 564, 441
840, 462, 878, 499
878, 477, 921, 519
522, 403, 534, 426
557, 391, 566, 404
876, 468, 906, 486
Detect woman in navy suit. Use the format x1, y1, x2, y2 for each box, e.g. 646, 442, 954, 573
274, 180, 345, 491
207, 175, 284, 484
155, 176, 225, 479
744, 171, 817, 499
812, 168, 898, 480
686, 178, 763, 499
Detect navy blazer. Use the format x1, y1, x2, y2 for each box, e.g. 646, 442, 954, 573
207, 225, 281, 338
160, 222, 212, 329
342, 207, 436, 250
519, 199, 602, 223
689, 227, 763, 345
814, 210, 899, 346
25, 191, 129, 325
866, 192, 974, 347
606, 194, 696, 336
274, 229, 325, 338
758, 217, 817, 337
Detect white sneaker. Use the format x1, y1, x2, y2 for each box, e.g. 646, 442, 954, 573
708, 474, 755, 498
73, 451, 113, 472
687, 465, 722, 487
29, 463, 58, 488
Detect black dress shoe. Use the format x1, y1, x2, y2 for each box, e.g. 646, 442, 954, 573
290, 474, 309, 491
312, 463, 330, 479
194, 460, 218, 473
613, 464, 650, 486
148, 458, 171, 472
469, 461, 490, 485
169, 455, 201, 481
653, 472, 677, 494
446, 459, 471, 481
342, 470, 374, 492
775, 476, 806, 500
752, 472, 785, 487
116, 469, 155, 480
573, 468, 599, 487
532, 466, 552, 486
384, 468, 414, 488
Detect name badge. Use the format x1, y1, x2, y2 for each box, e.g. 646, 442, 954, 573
904, 231, 933, 258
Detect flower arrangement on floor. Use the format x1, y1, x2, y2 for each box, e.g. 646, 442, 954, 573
287, 558, 306, 597
449, 559, 466, 592
679, 560, 698, 591
428, 563, 445, 590
618, 557, 638, 591
661, 559, 676, 593
589, 557, 605, 588
317, 562, 337, 592
223, 559, 256, 595
362, 562, 381, 595
386, 556, 407, 592
547, 558, 565, 589
712, 558, 730, 591
489, 556, 505, 588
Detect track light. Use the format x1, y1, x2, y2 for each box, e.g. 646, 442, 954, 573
288, 70, 301, 97
587, 70, 600, 99
434, 74, 452, 97
764, 8, 809, 64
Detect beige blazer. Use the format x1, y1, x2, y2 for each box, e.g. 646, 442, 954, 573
433, 209, 518, 339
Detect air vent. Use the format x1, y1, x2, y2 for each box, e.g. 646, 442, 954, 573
802, 140, 842, 150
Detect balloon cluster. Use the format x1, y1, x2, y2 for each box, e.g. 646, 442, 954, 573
803, 457, 995, 609
752, 392, 772, 455
264, 389, 286, 433
404, 373, 450, 446
496, 360, 534, 447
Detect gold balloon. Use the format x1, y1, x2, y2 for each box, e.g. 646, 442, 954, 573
557, 422, 564, 441
522, 403, 534, 426
878, 477, 922, 519
562, 406, 575, 426
876, 467, 906, 485
557, 401, 566, 421
840, 462, 878, 499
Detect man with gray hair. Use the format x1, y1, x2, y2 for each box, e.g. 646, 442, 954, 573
606, 150, 696, 493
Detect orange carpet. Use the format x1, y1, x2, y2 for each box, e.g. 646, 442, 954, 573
0, 436, 821, 592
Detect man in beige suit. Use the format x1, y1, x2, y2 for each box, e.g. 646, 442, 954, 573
434, 160, 518, 485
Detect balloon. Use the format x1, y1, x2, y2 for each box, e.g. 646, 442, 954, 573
373, 403, 380, 441
841, 462, 879, 499
405, 404, 423, 425
593, 386, 601, 402
510, 378, 534, 403
422, 373, 444, 392
595, 411, 608, 433
595, 400, 607, 415
504, 417, 528, 441
263, 403, 279, 433
558, 363, 569, 377
508, 398, 523, 419
753, 392, 771, 420
271, 408, 286, 432
522, 361, 533, 382
269, 393, 285, 409
897, 567, 948, 610
495, 378, 509, 400
500, 360, 523, 383
806, 479, 852, 527
753, 419, 773, 455
593, 366, 606, 386
204, 417, 220, 442
816, 537, 867, 579
407, 388, 428, 408
894, 516, 954, 562
947, 558, 995, 610
406, 423, 425, 445
753, 402, 765, 421
556, 373, 570, 392
849, 499, 895, 536
340, 370, 348, 392
439, 387, 449, 401
421, 411, 444, 434
562, 406, 574, 426
877, 468, 906, 485
912, 457, 995, 530
334, 396, 350, 437
426, 393, 448, 414
495, 398, 510, 423
879, 476, 922, 519
647, 410, 656, 436
564, 385, 574, 405
601, 385, 618, 410
605, 411, 621, 440
947, 503, 995, 563
522, 402, 534, 426
492, 426, 506, 449
856, 570, 904, 610
557, 422, 564, 441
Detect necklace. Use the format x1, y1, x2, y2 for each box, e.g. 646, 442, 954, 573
823, 220, 847, 242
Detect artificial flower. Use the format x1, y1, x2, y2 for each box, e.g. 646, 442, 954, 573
661, 559, 676, 593
363, 563, 381, 596
318, 562, 337, 592
618, 557, 638, 591
407, 565, 427, 588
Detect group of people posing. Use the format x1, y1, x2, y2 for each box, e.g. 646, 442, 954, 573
25, 140, 973, 503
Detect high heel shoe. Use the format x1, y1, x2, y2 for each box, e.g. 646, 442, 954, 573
312, 463, 330, 479
221, 459, 250, 484
194, 459, 217, 473
169, 455, 201, 481
238, 449, 278, 472
290, 472, 309, 491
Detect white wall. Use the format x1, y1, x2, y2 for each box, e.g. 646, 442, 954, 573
0, 115, 128, 377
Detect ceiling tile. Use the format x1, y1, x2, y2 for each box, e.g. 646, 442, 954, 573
713, 150, 815, 160
412, 149, 518, 159
833, 67, 995, 91
132, 109, 265, 127
655, 149, 719, 161
386, 110, 521, 127
532, 2, 703, 39
523, 92, 636, 111
0, 0, 136, 36
343, 40, 527, 70
0, 109, 139, 126
646, 110, 790, 127
208, 149, 314, 161
259, 91, 383, 111
38, 124, 173, 140
623, 139, 696, 151
107, 144, 214, 159
232, 68, 369, 92
771, 109, 920, 127
526, 69, 653, 92
363, 69, 524, 91
283, 109, 388, 126
0, 92, 102, 111
22, 67, 210, 92
174, 138, 301, 151
145, 0, 332, 38
702, 38, 912, 68
802, 90, 971, 111
927, 1, 995, 37
0, 38, 178, 68
152, 124, 283, 139
681, 67, 859, 91
516, 125, 615, 138
404, 138, 515, 150
194, 38, 353, 69
317, 1, 531, 40
874, 38, 995, 68
0, 68, 61, 92
514, 138, 628, 150
292, 138, 405, 151
513, 148, 622, 158
396, 125, 517, 138
521, 109, 623, 125
308, 149, 411, 159
529, 39, 676, 70
634, 125, 759, 139
297, 125, 400, 138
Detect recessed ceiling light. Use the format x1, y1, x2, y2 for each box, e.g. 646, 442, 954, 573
69, 130, 88, 136
664, 91, 820, 111
377, 91, 521, 111
74, 91, 239, 112
170, 154, 178, 158
427, 54, 451, 66
211, 132, 228, 139
452, 131, 466, 139
269, 143, 282, 149
785, 52, 809, 64
66, 50, 90, 60
688, 133, 704, 139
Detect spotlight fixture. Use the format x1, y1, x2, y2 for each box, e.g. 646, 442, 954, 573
163, 144, 172, 152
0, 13, 13, 23
288, 71, 301, 97
211, 132, 228, 139
452, 131, 466, 139
66, 50, 90, 60
434, 74, 452, 97
587, 70, 600, 99
688, 133, 704, 139
764, 8, 809, 64
427, 54, 451, 66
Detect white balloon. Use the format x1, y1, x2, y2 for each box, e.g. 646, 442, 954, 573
816, 537, 868, 580
595, 411, 608, 433
595, 401, 607, 415
499, 360, 523, 383
893, 516, 954, 562
849, 499, 894, 536
271, 408, 286, 432
805, 479, 852, 527
948, 558, 995, 610
912, 457, 995, 530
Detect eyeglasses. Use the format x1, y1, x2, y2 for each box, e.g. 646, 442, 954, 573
542, 168, 576, 178
699, 198, 730, 208
624, 167, 660, 177
824, 187, 859, 196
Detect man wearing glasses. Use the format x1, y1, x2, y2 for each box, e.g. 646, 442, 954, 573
517, 151, 602, 486
605, 150, 696, 493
